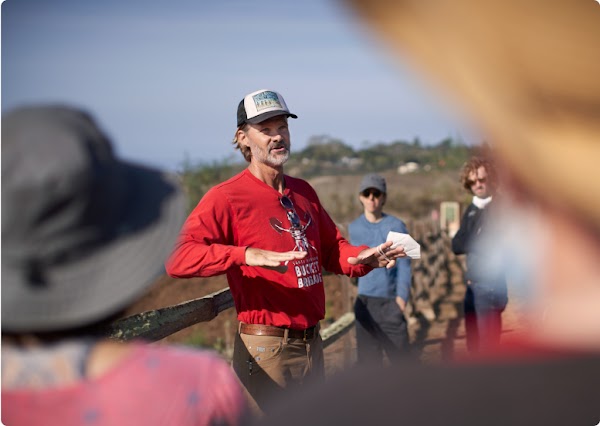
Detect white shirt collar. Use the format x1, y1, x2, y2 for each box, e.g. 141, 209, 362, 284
472, 195, 492, 209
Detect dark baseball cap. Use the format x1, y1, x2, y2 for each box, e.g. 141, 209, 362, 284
359, 173, 387, 193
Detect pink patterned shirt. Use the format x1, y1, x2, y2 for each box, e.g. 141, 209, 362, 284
2, 343, 248, 425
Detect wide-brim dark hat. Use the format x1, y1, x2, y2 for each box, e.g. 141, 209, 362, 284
1, 106, 186, 333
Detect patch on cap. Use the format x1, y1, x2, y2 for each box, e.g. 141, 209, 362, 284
252, 91, 283, 112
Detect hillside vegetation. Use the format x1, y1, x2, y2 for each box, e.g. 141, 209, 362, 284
179, 137, 481, 222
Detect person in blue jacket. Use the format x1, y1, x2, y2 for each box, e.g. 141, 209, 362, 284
349, 174, 412, 364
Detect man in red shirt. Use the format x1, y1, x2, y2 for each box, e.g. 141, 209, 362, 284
166, 89, 406, 413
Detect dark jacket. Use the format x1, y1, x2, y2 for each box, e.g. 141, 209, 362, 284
452, 202, 507, 304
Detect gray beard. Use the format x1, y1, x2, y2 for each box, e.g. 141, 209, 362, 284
252, 143, 290, 167
266, 151, 289, 167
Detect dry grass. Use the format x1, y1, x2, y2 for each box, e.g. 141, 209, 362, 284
309, 167, 469, 225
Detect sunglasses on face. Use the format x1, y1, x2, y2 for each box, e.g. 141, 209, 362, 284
467, 177, 487, 186
361, 189, 383, 198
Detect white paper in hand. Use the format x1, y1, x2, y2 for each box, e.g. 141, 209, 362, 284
386, 231, 421, 259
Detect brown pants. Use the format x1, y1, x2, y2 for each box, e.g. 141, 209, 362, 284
232, 323, 324, 415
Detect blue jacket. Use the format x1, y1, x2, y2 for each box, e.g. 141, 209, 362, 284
348, 214, 412, 301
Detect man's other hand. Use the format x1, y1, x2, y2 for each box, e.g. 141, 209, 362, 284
347, 241, 406, 269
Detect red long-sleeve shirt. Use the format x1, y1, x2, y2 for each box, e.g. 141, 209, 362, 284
166, 169, 371, 328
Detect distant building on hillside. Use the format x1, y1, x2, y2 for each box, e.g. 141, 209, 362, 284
397, 161, 420, 175
340, 156, 363, 168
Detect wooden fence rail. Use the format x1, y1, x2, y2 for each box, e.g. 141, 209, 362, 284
107, 288, 234, 342
104, 220, 453, 350
106, 287, 357, 349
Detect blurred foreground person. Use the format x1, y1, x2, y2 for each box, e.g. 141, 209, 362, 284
1, 106, 248, 426
452, 157, 507, 352
258, 0, 600, 425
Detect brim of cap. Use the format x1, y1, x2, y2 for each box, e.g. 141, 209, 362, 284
246, 110, 298, 125
1, 162, 186, 333
359, 185, 386, 193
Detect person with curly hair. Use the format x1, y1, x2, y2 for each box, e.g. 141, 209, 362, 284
452, 156, 507, 353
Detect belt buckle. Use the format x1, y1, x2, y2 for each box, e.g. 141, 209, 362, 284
303, 327, 312, 342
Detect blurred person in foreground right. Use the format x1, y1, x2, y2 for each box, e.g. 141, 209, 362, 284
258, 0, 600, 425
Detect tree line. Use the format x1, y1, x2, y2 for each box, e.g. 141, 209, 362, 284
179, 136, 478, 213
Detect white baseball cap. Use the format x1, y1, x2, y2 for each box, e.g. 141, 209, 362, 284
237, 89, 298, 127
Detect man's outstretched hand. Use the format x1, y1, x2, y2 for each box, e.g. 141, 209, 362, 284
245, 247, 308, 273
347, 241, 406, 269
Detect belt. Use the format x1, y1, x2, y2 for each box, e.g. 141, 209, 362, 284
239, 323, 318, 340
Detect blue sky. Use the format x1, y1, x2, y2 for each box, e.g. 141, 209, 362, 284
2, 0, 479, 171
